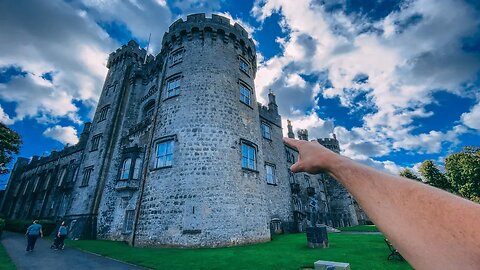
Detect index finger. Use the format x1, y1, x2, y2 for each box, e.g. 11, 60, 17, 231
283, 137, 300, 149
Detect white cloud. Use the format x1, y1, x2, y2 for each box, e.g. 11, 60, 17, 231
253, 0, 480, 165
461, 101, 480, 131
43, 125, 79, 145
0, 105, 13, 125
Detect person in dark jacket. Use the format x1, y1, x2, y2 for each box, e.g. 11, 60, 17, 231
51, 221, 67, 250
25, 220, 43, 252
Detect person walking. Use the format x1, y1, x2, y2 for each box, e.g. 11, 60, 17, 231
25, 220, 43, 252
54, 221, 68, 250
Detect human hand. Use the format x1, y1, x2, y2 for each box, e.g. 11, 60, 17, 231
283, 137, 341, 174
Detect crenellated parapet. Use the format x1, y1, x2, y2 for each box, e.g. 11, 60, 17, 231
161, 13, 257, 72
107, 40, 149, 69
316, 138, 340, 154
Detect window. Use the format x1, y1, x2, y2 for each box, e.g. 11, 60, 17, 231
57, 167, 67, 187
132, 158, 142, 179
81, 167, 93, 186
91, 134, 102, 151
32, 176, 40, 192
166, 77, 181, 98
43, 174, 52, 190
22, 180, 30, 196
123, 210, 135, 233
98, 105, 110, 122
304, 175, 311, 187
261, 122, 271, 140
240, 58, 249, 74
288, 168, 295, 183
241, 142, 256, 170
171, 49, 183, 65
143, 100, 155, 119
120, 158, 131, 180
265, 164, 276, 185
240, 84, 252, 106
155, 140, 174, 168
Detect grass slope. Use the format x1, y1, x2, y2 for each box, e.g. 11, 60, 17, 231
67, 233, 411, 270
0, 241, 16, 270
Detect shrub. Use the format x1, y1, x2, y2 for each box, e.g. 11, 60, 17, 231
0, 218, 5, 231
5, 219, 56, 236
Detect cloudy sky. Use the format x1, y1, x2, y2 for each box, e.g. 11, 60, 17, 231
1, 0, 479, 188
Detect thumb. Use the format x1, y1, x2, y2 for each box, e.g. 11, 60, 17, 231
291, 162, 303, 173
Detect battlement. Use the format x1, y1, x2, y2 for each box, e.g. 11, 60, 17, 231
316, 138, 338, 144
258, 103, 281, 127
107, 40, 149, 68
162, 13, 256, 62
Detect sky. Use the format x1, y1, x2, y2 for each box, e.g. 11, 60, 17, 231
1, 0, 479, 188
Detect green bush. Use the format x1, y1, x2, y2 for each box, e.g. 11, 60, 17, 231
5, 219, 56, 236
0, 218, 5, 231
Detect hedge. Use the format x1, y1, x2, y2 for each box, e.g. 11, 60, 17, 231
5, 219, 56, 236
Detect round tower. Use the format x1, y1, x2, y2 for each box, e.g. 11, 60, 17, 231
134, 14, 270, 247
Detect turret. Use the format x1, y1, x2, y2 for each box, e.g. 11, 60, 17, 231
78, 122, 91, 145
268, 90, 278, 113
287, 120, 295, 139
297, 129, 309, 141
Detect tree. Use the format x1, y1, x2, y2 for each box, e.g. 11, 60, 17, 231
419, 160, 451, 190
0, 123, 22, 175
399, 168, 422, 181
444, 147, 480, 203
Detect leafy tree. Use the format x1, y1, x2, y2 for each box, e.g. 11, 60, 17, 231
444, 147, 480, 203
0, 123, 22, 175
419, 160, 451, 190
399, 168, 422, 181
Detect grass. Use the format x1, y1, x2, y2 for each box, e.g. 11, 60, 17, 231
338, 225, 380, 232
66, 233, 411, 270
0, 240, 16, 270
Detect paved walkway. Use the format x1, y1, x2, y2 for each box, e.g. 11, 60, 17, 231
1, 232, 146, 270
339, 231, 383, 235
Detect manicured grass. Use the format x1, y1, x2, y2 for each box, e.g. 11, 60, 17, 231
339, 225, 379, 232
67, 233, 411, 270
0, 241, 16, 270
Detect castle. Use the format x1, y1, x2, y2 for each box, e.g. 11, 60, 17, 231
0, 14, 367, 247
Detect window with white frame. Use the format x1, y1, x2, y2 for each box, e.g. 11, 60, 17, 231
171, 49, 183, 65
120, 158, 131, 180
155, 140, 174, 168
241, 142, 256, 170
22, 180, 30, 196
132, 158, 142, 179
123, 210, 135, 233
240, 58, 249, 74
32, 176, 40, 192
240, 84, 252, 106
265, 163, 275, 185
166, 77, 181, 98
261, 122, 271, 140
304, 175, 311, 187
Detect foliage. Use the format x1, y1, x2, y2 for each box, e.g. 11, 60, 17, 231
399, 169, 421, 181
0, 242, 15, 270
338, 225, 379, 232
0, 218, 4, 231
0, 123, 22, 175
67, 233, 412, 270
5, 219, 56, 236
444, 147, 480, 203
419, 160, 451, 190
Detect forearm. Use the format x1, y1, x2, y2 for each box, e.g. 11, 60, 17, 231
328, 156, 480, 269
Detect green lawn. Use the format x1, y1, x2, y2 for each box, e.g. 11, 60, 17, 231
339, 225, 380, 232
0, 241, 16, 270
67, 233, 411, 270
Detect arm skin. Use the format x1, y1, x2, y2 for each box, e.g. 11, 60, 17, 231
284, 137, 480, 270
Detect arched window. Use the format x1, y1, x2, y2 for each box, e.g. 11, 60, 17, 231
120, 158, 131, 180
132, 158, 142, 180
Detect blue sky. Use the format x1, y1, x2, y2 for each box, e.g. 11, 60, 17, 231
1, 0, 480, 188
